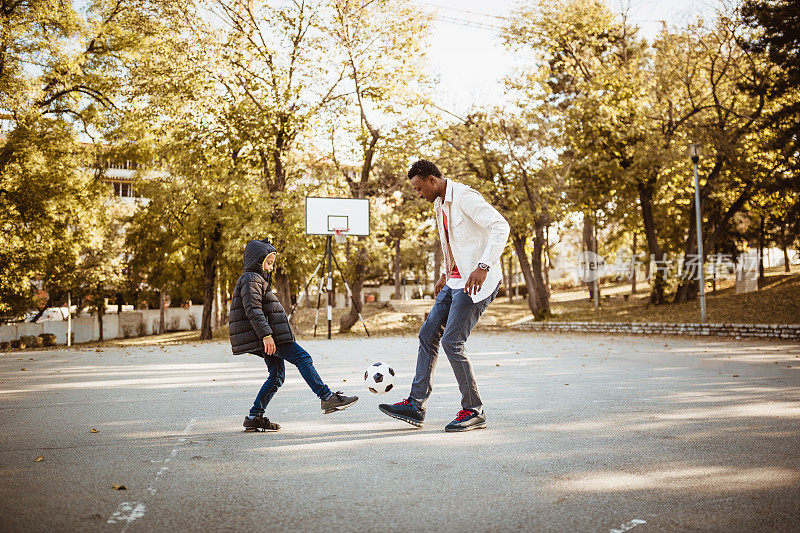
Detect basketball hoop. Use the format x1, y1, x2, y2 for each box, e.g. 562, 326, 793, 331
333, 228, 348, 244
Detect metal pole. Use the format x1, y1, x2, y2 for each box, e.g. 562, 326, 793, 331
67, 291, 72, 347
693, 161, 707, 322
327, 235, 333, 340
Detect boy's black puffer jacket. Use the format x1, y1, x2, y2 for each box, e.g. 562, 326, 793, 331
229, 240, 295, 356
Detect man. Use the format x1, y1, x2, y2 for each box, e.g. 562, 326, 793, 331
379, 160, 510, 432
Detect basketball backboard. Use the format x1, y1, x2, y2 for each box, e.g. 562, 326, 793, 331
305, 197, 370, 236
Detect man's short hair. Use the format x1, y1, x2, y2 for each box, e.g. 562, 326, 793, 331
407, 159, 441, 180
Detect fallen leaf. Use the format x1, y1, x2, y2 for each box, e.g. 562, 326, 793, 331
564, 383, 569, 386
20, 368, 27, 371
90, 429, 98, 433
34, 456, 44, 462
112, 484, 127, 490
495, 363, 500, 367
732, 374, 739, 377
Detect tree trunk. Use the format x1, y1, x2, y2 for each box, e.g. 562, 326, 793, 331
159, 290, 166, 334
531, 221, 550, 314
273, 268, 293, 313
631, 233, 637, 295
637, 177, 666, 305
759, 215, 766, 283
781, 220, 790, 273
505, 253, 514, 303
200, 224, 221, 340
544, 225, 550, 294
511, 232, 547, 317
582, 213, 595, 300
393, 238, 402, 299
340, 237, 367, 332
213, 281, 221, 330
97, 288, 105, 342
221, 282, 229, 325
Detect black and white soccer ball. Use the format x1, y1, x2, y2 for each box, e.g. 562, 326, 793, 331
364, 362, 395, 394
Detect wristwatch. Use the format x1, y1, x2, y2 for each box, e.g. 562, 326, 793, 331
477, 263, 490, 271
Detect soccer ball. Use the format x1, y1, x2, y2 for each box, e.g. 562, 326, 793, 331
364, 362, 395, 394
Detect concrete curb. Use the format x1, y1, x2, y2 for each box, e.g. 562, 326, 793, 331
511, 320, 800, 340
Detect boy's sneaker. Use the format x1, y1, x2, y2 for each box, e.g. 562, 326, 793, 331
243, 415, 280, 432
322, 391, 358, 414
445, 409, 486, 432
379, 398, 425, 427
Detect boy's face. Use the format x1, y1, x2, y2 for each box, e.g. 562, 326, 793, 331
263, 253, 276, 272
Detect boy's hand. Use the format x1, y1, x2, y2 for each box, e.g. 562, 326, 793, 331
434, 274, 446, 296
263, 336, 276, 356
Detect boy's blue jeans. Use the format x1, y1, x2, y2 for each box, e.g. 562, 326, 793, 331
249, 341, 332, 417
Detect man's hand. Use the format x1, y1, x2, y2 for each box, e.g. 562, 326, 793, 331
263, 336, 276, 356
464, 268, 488, 296
434, 273, 446, 296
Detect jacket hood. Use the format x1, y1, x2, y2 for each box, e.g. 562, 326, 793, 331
243, 239, 277, 277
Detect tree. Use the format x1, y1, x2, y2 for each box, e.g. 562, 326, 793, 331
438, 110, 556, 317
324, 0, 431, 330
1, 0, 156, 317
742, 0, 800, 176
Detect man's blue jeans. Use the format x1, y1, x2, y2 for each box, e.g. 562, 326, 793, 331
249, 341, 332, 417
409, 282, 499, 413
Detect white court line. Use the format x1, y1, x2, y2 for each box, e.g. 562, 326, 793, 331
610, 519, 647, 533
107, 417, 197, 529
107, 502, 145, 525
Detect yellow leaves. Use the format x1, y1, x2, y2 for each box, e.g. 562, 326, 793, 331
112, 484, 127, 490
90, 429, 98, 433
34, 456, 44, 462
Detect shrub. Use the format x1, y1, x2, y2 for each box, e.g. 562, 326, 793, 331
20, 335, 42, 348
167, 317, 180, 332
136, 320, 147, 337
121, 325, 133, 338
187, 313, 197, 331
39, 333, 57, 347
10, 339, 23, 349
1, 341, 10, 350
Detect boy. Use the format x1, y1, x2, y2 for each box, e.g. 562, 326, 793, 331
229, 239, 358, 431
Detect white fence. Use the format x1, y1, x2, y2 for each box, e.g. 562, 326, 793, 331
1, 306, 204, 346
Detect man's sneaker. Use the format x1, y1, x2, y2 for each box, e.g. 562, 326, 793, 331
379, 399, 425, 427
243, 415, 280, 432
445, 409, 486, 432
322, 391, 358, 414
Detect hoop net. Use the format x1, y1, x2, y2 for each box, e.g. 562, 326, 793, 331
333, 229, 348, 244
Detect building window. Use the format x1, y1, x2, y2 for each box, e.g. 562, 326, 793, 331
121, 183, 131, 197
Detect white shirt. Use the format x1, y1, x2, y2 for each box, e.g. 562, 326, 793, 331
435, 179, 511, 302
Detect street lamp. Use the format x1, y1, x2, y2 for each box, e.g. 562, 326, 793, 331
688, 143, 706, 323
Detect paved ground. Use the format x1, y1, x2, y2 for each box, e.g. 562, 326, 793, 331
1, 332, 799, 532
